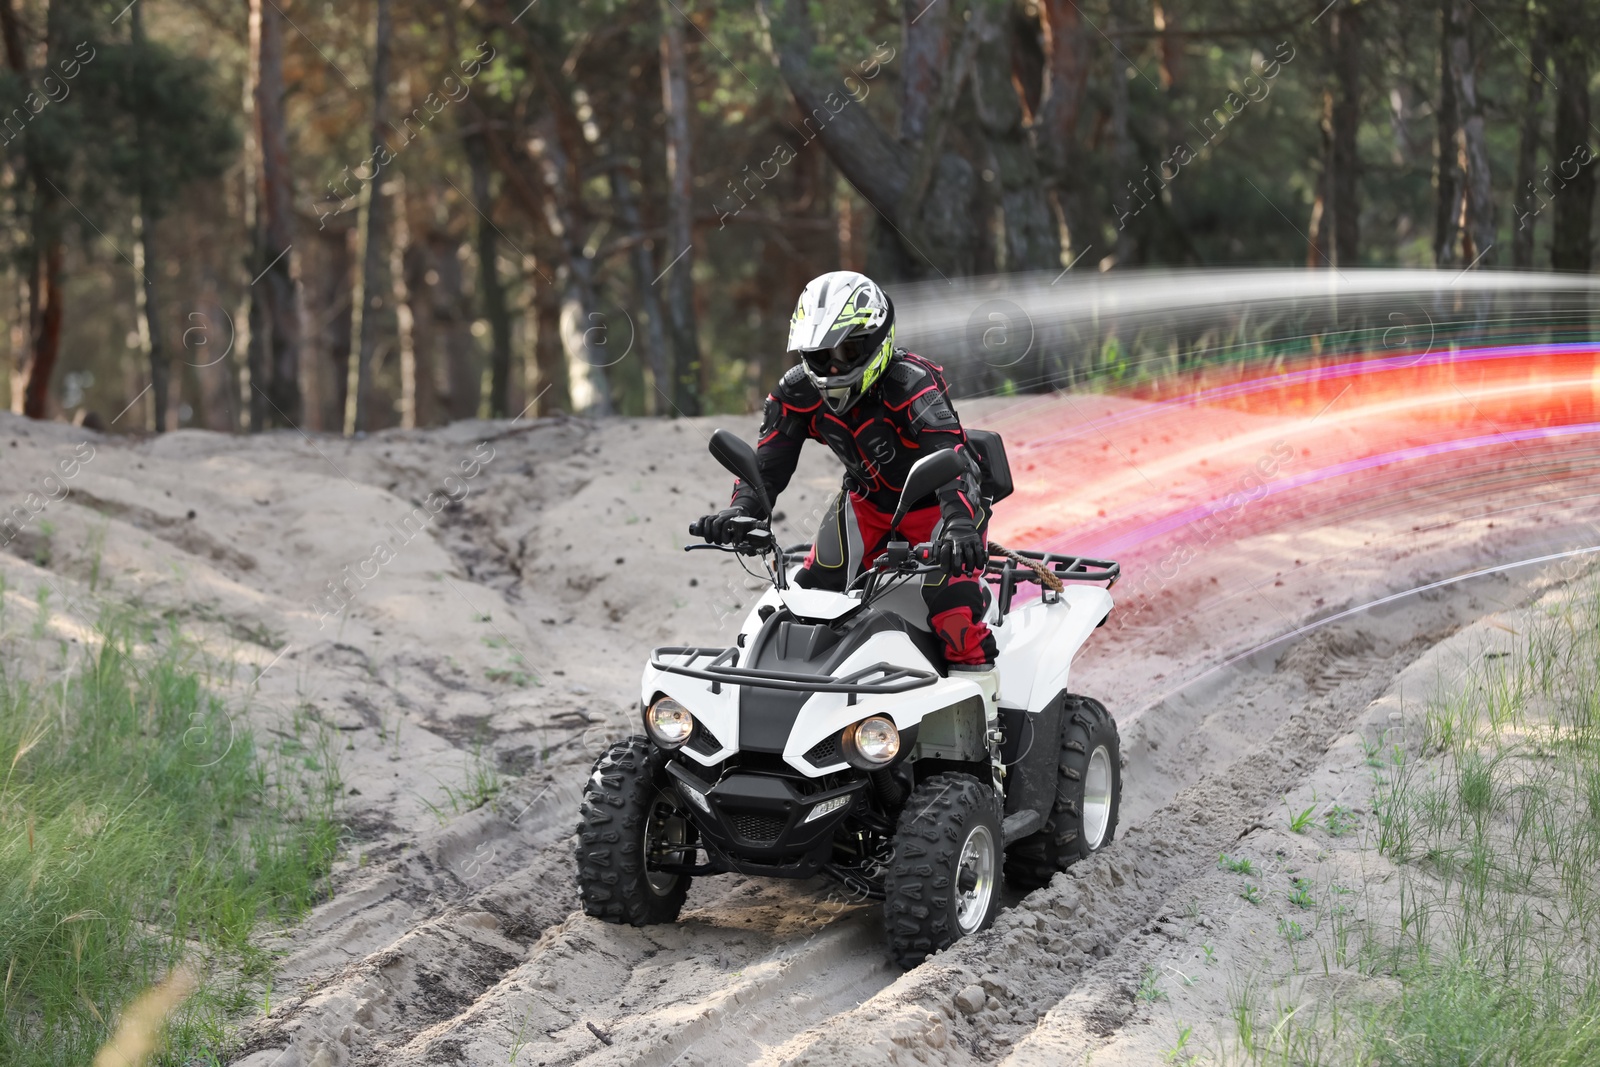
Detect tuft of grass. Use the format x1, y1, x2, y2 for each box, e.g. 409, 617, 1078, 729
1163, 1024, 1193, 1063
1240, 884, 1262, 905
1137, 965, 1168, 1003
1323, 804, 1358, 836
1288, 876, 1315, 910
1219, 852, 1257, 876
1286, 797, 1317, 834
0, 617, 340, 1065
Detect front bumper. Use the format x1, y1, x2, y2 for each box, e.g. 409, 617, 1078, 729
666, 762, 864, 876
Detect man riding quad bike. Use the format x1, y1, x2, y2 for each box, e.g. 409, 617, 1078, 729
576, 271, 1122, 967
697, 271, 1001, 706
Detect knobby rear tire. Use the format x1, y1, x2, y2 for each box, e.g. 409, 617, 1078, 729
1003, 693, 1122, 891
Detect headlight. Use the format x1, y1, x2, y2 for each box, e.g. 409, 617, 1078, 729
645, 696, 694, 748
852, 716, 900, 764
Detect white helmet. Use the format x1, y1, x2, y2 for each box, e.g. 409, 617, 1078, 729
787, 271, 896, 414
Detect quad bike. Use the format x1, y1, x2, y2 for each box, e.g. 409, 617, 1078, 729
576, 428, 1122, 967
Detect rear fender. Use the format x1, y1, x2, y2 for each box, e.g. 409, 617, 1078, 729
993, 586, 1113, 713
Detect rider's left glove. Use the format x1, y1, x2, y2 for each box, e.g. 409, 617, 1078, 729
691, 505, 752, 546
936, 516, 986, 576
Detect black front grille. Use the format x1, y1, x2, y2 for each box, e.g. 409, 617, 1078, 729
804, 734, 841, 767
731, 812, 786, 843
686, 724, 723, 756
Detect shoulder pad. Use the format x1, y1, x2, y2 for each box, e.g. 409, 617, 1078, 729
881, 356, 931, 402
774, 363, 821, 411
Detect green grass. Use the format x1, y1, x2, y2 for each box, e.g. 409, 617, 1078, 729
1322, 804, 1358, 836
1219, 852, 1257, 876
1286, 798, 1317, 834
0, 615, 341, 1065
1222, 572, 1600, 1064
1138, 965, 1168, 1004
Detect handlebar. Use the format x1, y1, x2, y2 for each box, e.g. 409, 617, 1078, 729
872, 541, 952, 576
685, 515, 774, 556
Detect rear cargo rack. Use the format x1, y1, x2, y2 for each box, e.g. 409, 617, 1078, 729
650, 646, 937, 704
777, 543, 1118, 620
989, 549, 1119, 616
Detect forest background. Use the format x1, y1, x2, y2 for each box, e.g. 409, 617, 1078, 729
1, 0, 1594, 433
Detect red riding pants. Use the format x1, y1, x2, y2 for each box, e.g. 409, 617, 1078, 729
800, 491, 997, 666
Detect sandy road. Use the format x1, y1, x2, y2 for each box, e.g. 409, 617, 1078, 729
231, 390, 1600, 1065
6, 373, 1596, 1066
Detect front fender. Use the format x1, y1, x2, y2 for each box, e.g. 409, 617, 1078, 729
640, 654, 740, 767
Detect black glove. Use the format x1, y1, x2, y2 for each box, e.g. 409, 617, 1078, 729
936, 517, 987, 576
691, 506, 751, 545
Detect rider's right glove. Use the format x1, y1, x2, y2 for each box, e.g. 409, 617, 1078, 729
936, 515, 987, 576
691, 505, 751, 545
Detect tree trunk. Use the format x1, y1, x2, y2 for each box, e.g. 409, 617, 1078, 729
659, 1, 702, 416
22, 240, 63, 421
431, 232, 480, 420
1448, 0, 1493, 266
1511, 20, 1548, 269
193, 269, 238, 431
1108, 0, 1136, 266
610, 159, 671, 414
1432, 0, 1463, 267
970, 0, 1060, 272
1328, 0, 1362, 267
1550, 18, 1596, 272
0, 0, 22, 72
402, 230, 440, 427
1036, 0, 1092, 256
3, 0, 65, 420
895, 3, 980, 279
523, 109, 610, 415
314, 225, 355, 430
899, 0, 950, 144
533, 278, 569, 416
131, 3, 169, 431
349, 0, 392, 433
1308, 143, 1330, 266
390, 173, 432, 428
248, 0, 303, 428
761, 0, 977, 280
465, 131, 513, 418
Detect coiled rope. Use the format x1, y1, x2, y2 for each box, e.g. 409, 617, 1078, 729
988, 541, 1064, 594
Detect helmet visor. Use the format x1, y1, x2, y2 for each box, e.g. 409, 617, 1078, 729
801, 333, 879, 379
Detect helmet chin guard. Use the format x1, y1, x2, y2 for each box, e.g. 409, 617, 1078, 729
788, 271, 896, 413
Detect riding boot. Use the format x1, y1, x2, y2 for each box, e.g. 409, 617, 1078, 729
949, 662, 999, 724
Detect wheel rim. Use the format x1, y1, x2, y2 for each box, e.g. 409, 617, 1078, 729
1082, 745, 1113, 850
644, 792, 689, 896
955, 823, 996, 934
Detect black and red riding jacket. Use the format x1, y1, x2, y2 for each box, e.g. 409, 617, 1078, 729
731, 351, 983, 527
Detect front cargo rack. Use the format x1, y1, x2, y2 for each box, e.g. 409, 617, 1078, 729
650, 646, 937, 703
